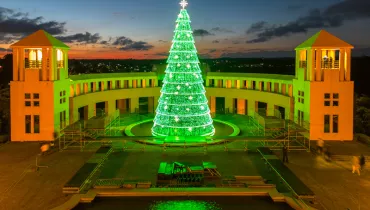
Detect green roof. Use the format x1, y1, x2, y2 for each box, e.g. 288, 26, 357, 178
10, 30, 70, 49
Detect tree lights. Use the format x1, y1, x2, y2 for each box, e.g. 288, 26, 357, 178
152, 1, 215, 137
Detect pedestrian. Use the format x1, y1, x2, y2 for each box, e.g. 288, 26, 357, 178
360, 154, 365, 171
352, 156, 361, 175
323, 147, 331, 162
282, 144, 289, 163
317, 138, 324, 155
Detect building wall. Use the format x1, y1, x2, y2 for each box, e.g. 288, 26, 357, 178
310, 70, 354, 140
10, 79, 55, 141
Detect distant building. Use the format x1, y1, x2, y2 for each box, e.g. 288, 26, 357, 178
9, 29, 354, 142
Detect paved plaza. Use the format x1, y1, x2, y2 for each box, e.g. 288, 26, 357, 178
0, 139, 369, 210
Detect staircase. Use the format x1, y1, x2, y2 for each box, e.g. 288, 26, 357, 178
271, 129, 287, 139
84, 129, 99, 140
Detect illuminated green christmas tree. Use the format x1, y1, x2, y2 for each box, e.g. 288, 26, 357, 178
152, 0, 215, 137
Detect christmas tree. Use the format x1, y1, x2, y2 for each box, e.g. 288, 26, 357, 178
152, 0, 215, 137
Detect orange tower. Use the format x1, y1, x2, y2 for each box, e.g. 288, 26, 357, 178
10, 30, 70, 142
294, 30, 354, 141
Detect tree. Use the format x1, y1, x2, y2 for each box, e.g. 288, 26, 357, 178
152, 1, 215, 137
354, 94, 370, 136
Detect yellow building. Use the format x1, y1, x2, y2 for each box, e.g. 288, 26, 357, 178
9, 30, 354, 142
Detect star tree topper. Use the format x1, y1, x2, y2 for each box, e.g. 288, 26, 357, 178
180, 0, 188, 9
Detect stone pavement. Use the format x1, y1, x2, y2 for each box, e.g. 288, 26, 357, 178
275, 140, 370, 210
0, 143, 94, 210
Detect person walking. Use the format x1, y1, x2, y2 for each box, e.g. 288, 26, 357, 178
317, 138, 324, 155
282, 144, 289, 163
360, 154, 366, 171
352, 156, 361, 175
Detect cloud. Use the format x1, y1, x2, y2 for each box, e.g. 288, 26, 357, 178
246, 21, 268, 34
55, 32, 101, 44
158, 40, 168, 43
0, 48, 10, 52
118, 41, 153, 51
208, 49, 217, 53
246, 1, 370, 43
211, 27, 234, 33
232, 40, 241, 44
154, 52, 169, 56
193, 29, 214, 37
0, 7, 66, 44
212, 40, 220, 43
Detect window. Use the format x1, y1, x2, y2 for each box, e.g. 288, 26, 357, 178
34, 115, 40, 133
324, 115, 330, 133
298, 90, 304, 104
60, 91, 67, 104
333, 115, 338, 133
333, 93, 339, 106
324, 93, 339, 106
25, 115, 31, 133
25, 93, 39, 107
116, 80, 120, 89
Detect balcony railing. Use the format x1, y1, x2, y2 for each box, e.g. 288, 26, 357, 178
299, 61, 307, 68
25, 60, 42, 68
321, 60, 339, 69
57, 60, 64, 68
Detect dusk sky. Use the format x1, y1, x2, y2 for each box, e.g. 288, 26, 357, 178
1, 0, 370, 59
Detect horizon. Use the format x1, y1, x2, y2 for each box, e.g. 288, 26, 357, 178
1, 0, 370, 59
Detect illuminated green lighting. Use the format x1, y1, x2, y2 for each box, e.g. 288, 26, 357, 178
152, 7, 215, 137
149, 200, 221, 210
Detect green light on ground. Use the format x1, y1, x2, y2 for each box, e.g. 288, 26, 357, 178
149, 200, 222, 210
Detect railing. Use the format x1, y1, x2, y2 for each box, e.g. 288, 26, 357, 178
321, 60, 339, 69
57, 60, 64, 68
25, 60, 42, 68
298, 61, 307, 68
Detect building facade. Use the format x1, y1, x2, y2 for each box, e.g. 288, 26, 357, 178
9, 30, 354, 142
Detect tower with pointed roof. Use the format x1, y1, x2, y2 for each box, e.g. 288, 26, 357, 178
294, 30, 354, 141
10, 30, 70, 142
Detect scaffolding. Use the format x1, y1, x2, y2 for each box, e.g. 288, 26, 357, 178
251, 109, 311, 151
59, 109, 121, 151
